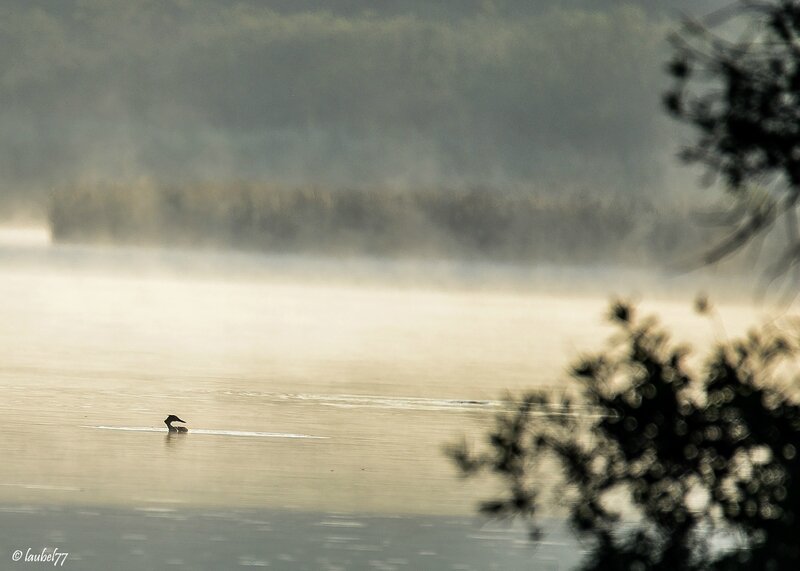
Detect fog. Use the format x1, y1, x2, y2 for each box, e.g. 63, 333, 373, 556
2, 4, 772, 569
0, 0, 726, 216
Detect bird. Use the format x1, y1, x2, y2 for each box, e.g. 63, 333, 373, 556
164, 415, 188, 433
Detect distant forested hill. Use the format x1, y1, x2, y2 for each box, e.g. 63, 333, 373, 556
0, 1, 725, 211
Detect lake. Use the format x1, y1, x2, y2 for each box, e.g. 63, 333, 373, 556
0, 228, 764, 569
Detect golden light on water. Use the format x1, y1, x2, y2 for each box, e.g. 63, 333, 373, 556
0, 232, 769, 515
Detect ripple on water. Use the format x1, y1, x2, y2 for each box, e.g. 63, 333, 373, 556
86, 426, 329, 439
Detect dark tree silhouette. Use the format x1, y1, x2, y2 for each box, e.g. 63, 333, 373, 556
665, 0, 800, 282
447, 3, 800, 567
449, 301, 800, 569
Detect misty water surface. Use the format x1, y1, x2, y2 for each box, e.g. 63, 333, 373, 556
0, 228, 764, 569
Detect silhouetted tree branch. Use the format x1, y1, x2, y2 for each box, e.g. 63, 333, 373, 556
666, 0, 800, 278
448, 301, 800, 569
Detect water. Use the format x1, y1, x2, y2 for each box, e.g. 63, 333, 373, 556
0, 505, 579, 571
0, 229, 764, 568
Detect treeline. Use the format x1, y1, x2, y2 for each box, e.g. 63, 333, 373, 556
49, 183, 707, 265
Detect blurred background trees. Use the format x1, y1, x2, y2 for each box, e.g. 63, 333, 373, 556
48, 183, 696, 265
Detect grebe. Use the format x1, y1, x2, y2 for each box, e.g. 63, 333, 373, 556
164, 415, 188, 433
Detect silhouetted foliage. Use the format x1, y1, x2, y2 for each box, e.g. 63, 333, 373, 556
666, 1, 800, 280
448, 301, 800, 569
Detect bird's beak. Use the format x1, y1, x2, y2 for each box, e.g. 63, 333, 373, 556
175, 417, 186, 423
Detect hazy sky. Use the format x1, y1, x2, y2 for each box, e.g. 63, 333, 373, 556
0, 0, 725, 209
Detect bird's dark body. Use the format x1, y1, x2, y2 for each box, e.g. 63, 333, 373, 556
164, 415, 188, 433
